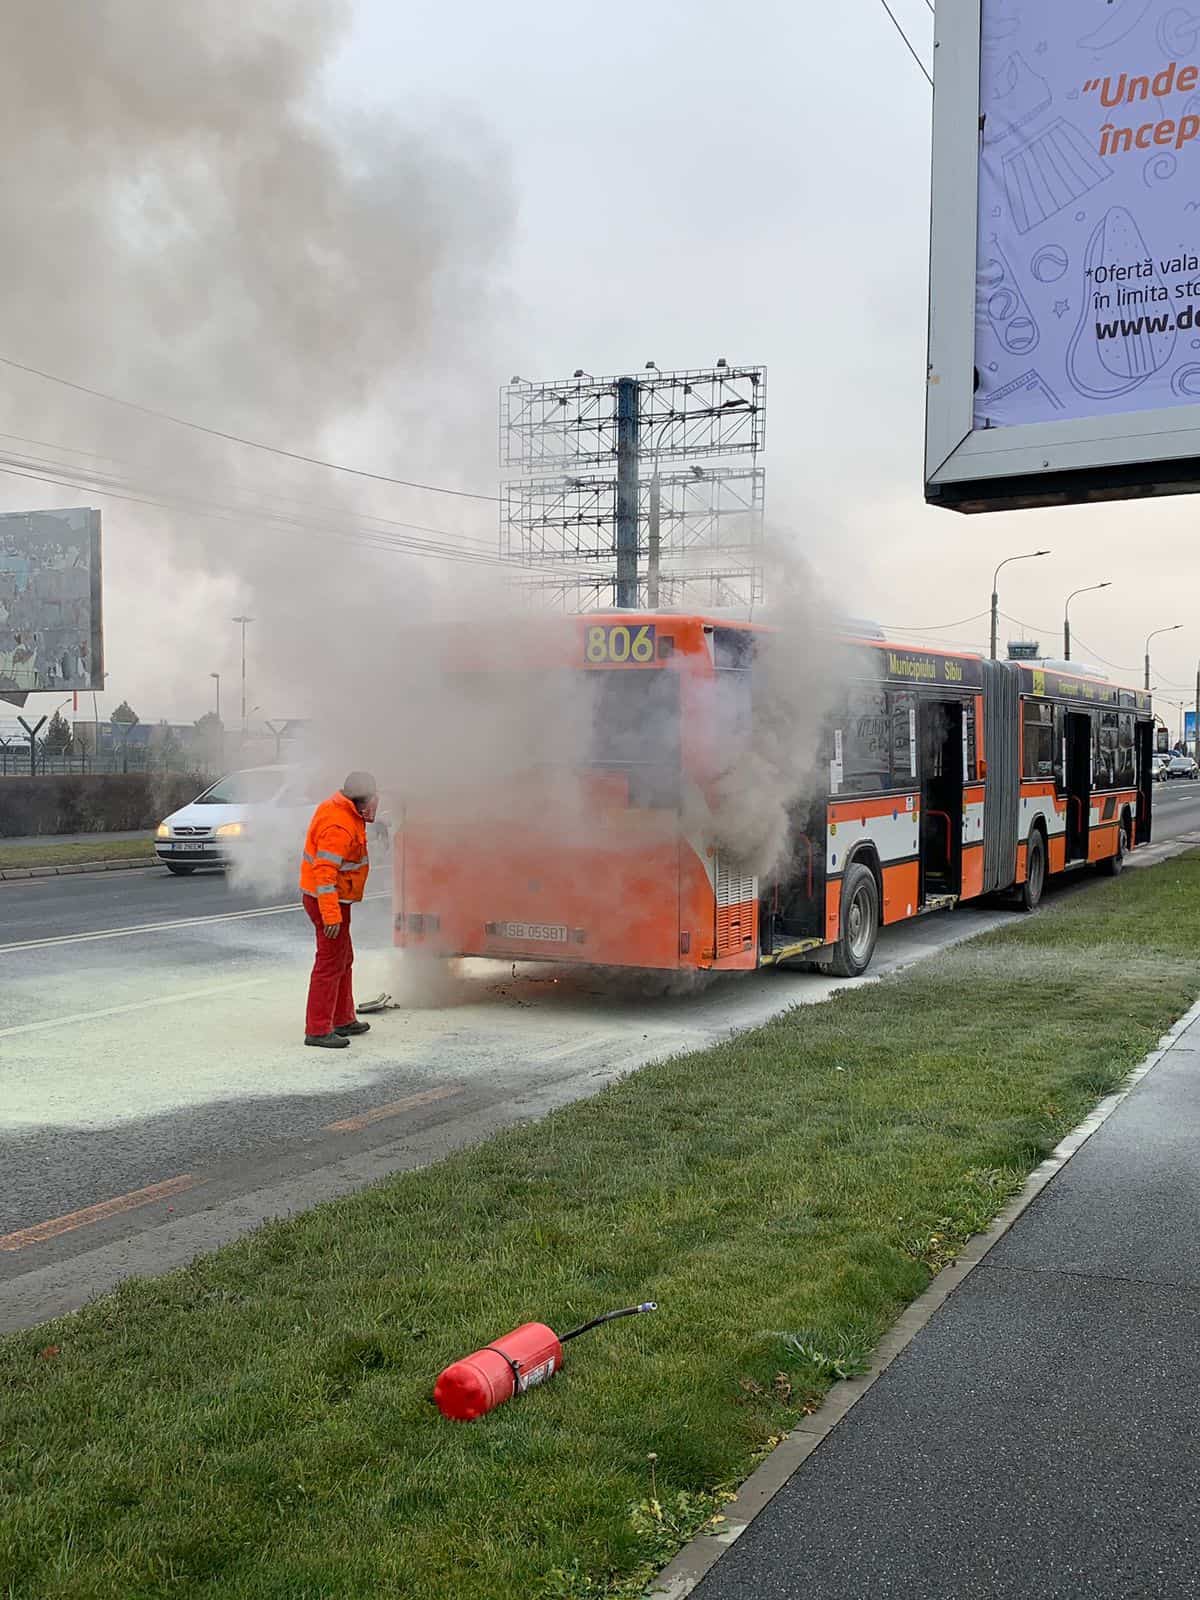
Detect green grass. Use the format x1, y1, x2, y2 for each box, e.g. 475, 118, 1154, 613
3, 858, 1200, 1599
0, 839, 154, 870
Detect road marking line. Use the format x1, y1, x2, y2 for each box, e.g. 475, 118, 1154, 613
0, 891, 390, 955
0, 978, 273, 1039
536, 1035, 623, 1063
323, 1085, 462, 1134
0, 1174, 199, 1252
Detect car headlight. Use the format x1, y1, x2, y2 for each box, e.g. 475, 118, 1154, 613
156, 823, 170, 839
215, 822, 245, 838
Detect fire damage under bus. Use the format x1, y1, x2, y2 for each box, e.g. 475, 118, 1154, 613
396, 614, 1154, 978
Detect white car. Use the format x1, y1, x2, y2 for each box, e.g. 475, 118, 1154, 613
1152, 753, 1171, 782
154, 766, 316, 875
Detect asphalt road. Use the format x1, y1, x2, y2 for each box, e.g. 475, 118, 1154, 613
3, 782, 1199, 1332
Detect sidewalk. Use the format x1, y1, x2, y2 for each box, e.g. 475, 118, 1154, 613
683, 1005, 1200, 1600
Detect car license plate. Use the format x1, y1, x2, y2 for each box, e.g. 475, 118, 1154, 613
491, 920, 568, 943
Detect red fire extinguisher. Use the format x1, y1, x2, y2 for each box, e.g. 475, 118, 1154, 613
434, 1302, 657, 1421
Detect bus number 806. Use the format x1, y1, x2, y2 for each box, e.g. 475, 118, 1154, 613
586, 624, 656, 664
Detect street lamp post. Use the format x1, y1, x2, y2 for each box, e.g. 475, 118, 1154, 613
1145, 624, 1181, 692
232, 616, 253, 738
991, 550, 1051, 660
210, 672, 220, 721
1063, 581, 1111, 661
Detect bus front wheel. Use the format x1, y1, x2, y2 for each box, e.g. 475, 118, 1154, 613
828, 862, 880, 978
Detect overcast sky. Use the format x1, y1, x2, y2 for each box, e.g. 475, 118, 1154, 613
2, 0, 1197, 729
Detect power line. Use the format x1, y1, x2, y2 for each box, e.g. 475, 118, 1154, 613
0, 439, 498, 552
882, 610, 990, 634
0, 460, 528, 574
0, 350, 501, 504
875, 0, 933, 87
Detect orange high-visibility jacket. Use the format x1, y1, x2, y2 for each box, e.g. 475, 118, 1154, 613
299, 791, 370, 926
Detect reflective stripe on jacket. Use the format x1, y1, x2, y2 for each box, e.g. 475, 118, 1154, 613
299, 791, 370, 925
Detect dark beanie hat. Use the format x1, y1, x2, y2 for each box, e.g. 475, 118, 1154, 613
343, 770, 378, 800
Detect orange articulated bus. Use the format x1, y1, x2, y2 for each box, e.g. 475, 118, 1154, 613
395, 613, 1155, 978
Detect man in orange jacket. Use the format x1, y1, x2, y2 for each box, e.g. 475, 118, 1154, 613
299, 771, 378, 1048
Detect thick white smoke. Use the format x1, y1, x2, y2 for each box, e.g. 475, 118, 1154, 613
0, 0, 512, 723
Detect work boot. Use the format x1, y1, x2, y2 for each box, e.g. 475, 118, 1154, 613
335, 1020, 371, 1036
305, 1032, 350, 1049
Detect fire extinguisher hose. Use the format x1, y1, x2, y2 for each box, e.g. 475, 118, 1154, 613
559, 1302, 658, 1344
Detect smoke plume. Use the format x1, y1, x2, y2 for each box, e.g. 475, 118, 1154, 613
0, 0, 512, 721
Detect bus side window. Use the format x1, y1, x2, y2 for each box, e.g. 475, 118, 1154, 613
1022, 700, 1055, 779
841, 689, 890, 794
1117, 712, 1136, 788
1097, 712, 1119, 790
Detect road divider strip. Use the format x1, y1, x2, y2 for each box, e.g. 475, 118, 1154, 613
0, 858, 160, 881
0, 1174, 200, 1253
323, 1085, 463, 1133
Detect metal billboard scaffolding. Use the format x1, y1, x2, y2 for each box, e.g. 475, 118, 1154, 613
500, 364, 767, 610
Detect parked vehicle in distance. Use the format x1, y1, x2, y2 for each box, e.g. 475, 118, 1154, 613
154, 766, 314, 875
1152, 753, 1171, 782
1164, 752, 1200, 781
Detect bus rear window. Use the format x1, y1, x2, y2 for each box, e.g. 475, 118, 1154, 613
588, 669, 680, 773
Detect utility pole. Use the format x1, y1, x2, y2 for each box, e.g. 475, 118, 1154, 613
232, 615, 253, 738
614, 380, 639, 608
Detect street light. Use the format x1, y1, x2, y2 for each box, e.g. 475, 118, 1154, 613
209, 672, 220, 721
232, 615, 253, 738
1063, 581, 1111, 660
991, 550, 1051, 660
1145, 624, 1181, 692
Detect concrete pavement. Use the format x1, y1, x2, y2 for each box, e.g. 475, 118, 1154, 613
0, 863, 1015, 1332
678, 992, 1200, 1598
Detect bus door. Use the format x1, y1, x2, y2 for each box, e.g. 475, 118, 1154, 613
919, 700, 964, 902
1136, 718, 1154, 844
768, 796, 827, 949
1064, 711, 1092, 863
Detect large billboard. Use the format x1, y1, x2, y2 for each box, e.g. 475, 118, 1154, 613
927, 1, 1200, 511
0, 508, 103, 705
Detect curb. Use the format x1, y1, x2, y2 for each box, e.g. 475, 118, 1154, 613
0, 857, 160, 881
646, 992, 1200, 1599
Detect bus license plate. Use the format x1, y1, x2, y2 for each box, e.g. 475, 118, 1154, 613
492, 921, 567, 943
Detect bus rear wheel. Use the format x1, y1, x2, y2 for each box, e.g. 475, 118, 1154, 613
829, 862, 880, 978
1100, 818, 1129, 877
1018, 830, 1046, 912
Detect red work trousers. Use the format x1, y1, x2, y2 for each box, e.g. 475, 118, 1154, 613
303, 894, 356, 1037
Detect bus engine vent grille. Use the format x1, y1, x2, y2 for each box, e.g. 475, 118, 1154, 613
715, 855, 757, 957
715, 857, 756, 908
